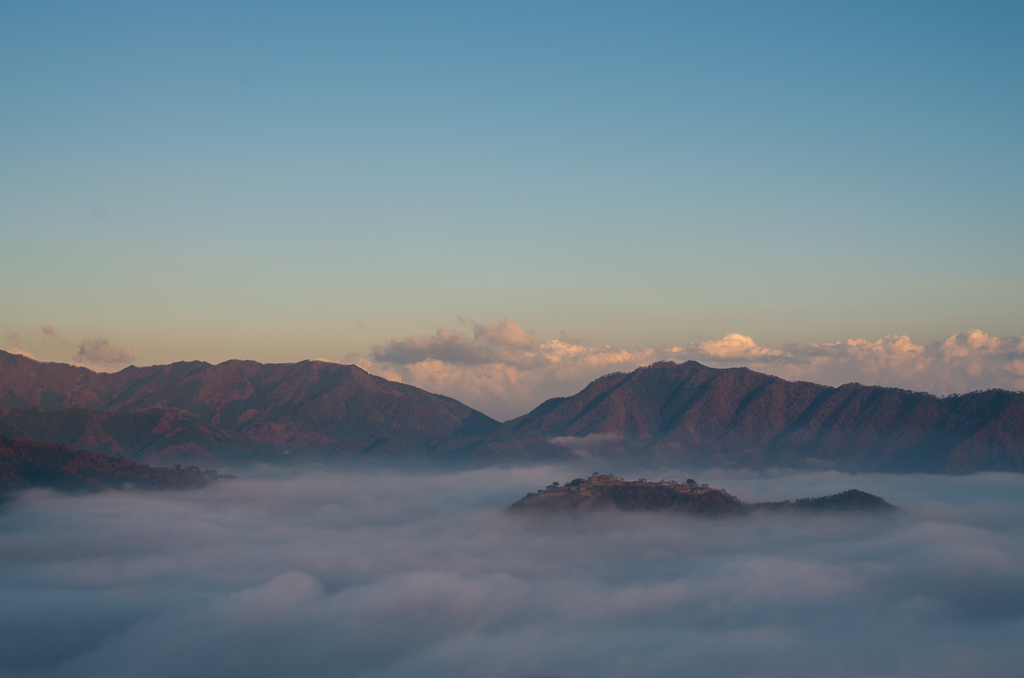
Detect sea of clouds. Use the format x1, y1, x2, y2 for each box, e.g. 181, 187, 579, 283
2, 465, 1023, 678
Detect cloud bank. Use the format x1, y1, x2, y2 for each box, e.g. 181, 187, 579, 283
357, 320, 1024, 419
74, 338, 135, 370
1, 467, 1023, 678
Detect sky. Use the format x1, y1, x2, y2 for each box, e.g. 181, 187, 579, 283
2, 466, 1024, 677
2, 2, 1023, 415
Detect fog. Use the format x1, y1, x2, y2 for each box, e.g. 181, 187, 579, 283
2, 465, 1023, 678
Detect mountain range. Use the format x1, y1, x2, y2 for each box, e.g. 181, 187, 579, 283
0, 350, 495, 465
2, 350, 1023, 473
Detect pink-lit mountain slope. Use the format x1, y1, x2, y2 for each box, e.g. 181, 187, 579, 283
475, 361, 1024, 473
0, 351, 498, 464
4, 352, 1024, 473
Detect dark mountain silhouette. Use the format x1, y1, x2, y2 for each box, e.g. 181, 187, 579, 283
476, 361, 1024, 473
508, 475, 894, 515
0, 436, 224, 501
0, 350, 498, 464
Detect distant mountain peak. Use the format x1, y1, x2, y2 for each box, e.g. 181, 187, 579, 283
475, 359, 1024, 474
0, 351, 499, 465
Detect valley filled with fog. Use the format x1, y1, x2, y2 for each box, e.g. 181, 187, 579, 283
2, 465, 1023, 678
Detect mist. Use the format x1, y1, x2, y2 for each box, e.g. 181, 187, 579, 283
2, 464, 1023, 678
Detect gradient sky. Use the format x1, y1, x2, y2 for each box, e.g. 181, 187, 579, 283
2, 1, 1023, 368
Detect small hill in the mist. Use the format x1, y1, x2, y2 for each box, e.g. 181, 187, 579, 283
0, 436, 223, 500
0, 351, 499, 465
753, 489, 895, 512
476, 361, 1024, 474
509, 474, 744, 514
509, 475, 894, 515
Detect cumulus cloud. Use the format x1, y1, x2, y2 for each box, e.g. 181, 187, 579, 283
370, 318, 542, 368
749, 329, 1024, 396
696, 332, 785, 359
357, 320, 1024, 420
1, 467, 1023, 677
358, 319, 658, 419
75, 338, 134, 368
7, 347, 35, 359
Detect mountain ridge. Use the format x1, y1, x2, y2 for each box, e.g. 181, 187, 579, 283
3, 352, 1023, 473
0, 351, 499, 464
472, 360, 1024, 473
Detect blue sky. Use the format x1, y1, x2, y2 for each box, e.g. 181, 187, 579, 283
2, 1, 1023, 369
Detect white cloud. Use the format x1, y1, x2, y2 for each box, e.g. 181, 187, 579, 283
357, 320, 1024, 420
695, 333, 785, 359
75, 338, 135, 369
359, 320, 662, 419
764, 330, 1024, 395
8, 347, 34, 359
370, 318, 545, 368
